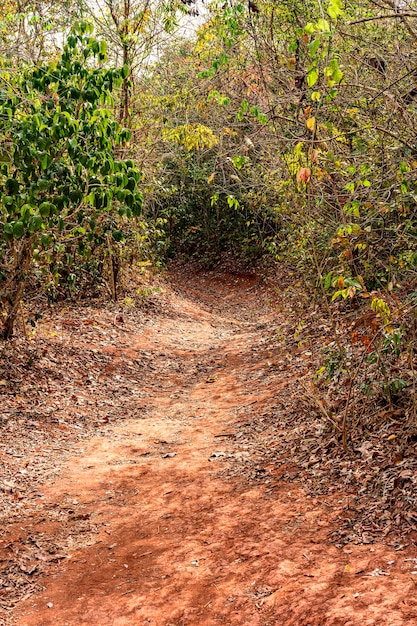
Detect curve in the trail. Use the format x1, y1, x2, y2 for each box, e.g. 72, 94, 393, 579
13, 270, 417, 626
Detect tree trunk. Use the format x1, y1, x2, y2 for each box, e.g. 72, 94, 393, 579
1, 239, 33, 340
120, 0, 130, 125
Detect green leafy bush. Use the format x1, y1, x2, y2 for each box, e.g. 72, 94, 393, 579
0, 22, 142, 337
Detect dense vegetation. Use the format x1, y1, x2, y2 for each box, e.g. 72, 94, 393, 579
1, 0, 417, 446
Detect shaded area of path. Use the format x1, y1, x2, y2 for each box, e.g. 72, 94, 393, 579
11, 269, 417, 625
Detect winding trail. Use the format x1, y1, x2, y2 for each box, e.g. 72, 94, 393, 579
12, 270, 417, 626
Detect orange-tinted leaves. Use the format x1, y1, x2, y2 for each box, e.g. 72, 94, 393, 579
296, 167, 311, 184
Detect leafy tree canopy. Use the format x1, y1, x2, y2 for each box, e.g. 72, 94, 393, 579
0, 21, 142, 337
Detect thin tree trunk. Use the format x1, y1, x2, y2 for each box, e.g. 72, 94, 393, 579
120, 0, 130, 125
1, 239, 33, 340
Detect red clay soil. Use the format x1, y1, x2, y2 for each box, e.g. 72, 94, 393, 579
6, 269, 417, 625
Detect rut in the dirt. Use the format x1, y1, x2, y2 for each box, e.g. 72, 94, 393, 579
4, 270, 417, 626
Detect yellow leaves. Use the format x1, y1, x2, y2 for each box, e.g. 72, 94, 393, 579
222, 127, 237, 136
294, 141, 304, 156
207, 172, 215, 184
306, 116, 316, 132
357, 275, 367, 292
315, 167, 331, 181
333, 125, 347, 143
397, 205, 410, 216
371, 297, 391, 326
134, 9, 152, 34
331, 276, 364, 301
0, 0, 16, 19
162, 124, 218, 151
195, 23, 217, 48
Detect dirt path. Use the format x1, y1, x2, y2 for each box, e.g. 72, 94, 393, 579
6, 270, 417, 625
